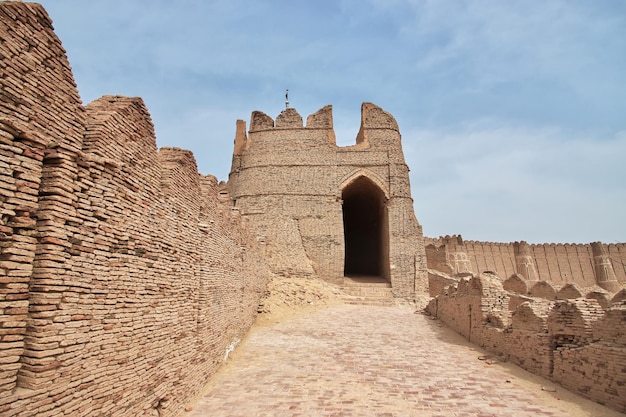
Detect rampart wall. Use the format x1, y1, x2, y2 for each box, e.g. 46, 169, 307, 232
426, 273, 626, 413
1, 4, 269, 416
425, 236, 626, 293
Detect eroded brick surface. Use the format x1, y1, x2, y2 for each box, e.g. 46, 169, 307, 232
0, 4, 269, 416
428, 272, 626, 413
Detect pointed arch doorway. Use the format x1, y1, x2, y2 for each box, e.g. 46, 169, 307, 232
341, 176, 390, 281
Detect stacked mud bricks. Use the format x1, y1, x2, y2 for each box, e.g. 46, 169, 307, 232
427, 237, 626, 413
1, 2, 624, 416
1, 4, 268, 416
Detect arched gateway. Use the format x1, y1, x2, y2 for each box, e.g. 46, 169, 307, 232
342, 176, 390, 281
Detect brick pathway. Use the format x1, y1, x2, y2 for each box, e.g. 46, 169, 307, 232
188, 305, 608, 417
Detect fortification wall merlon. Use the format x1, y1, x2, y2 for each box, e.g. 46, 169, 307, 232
428, 272, 626, 412
275, 108, 303, 128
158, 147, 203, 218
84, 96, 157, 160
357, 102, 399, 133
306, 105, 333, 129
0, 2, 85, 152
232, 119, 247, 157
250, 110, 275, 131
84, 96, 162, 196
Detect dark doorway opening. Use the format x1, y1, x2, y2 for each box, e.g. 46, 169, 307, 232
342, 176, 389, 280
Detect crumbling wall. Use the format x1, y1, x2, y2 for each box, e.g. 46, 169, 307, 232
427, 271, 626, 413
0, 4, 269, 417
550, 304, 626, 411
1, 0, 86, 402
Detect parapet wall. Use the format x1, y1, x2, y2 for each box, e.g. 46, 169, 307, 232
426, 272, 626, 413
0, 4, 269, 417
425, 235, 626, 293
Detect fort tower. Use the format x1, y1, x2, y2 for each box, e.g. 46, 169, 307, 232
228, 103, 428, 298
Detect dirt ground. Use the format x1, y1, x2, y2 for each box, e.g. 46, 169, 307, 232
255, 274, 346, 325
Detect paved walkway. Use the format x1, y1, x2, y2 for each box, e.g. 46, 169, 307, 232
189, 305, 616, 417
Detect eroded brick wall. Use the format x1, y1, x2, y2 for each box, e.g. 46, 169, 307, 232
428, 273, 626, 413
1, 4, 269, 416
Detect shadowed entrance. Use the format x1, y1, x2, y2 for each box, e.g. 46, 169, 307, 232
342, 176, 389, 280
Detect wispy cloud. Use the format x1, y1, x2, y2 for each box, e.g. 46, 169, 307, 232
38, 0, 626, 243
406, 125, 626, 243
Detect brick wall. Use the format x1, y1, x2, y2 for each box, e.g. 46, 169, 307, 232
0, 4, 269, 416
425, 236, 626, 292
427, 273, 626, 413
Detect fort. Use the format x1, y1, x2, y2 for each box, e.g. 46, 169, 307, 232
0, 3, 624, 416
228, 102, 426, 298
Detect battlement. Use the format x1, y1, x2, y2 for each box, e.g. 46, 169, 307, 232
0, 3, 269, 415
247, 102, 397, 134
2, 2, 623, 416
425, 234, 626, 294
233, 102, 407, 170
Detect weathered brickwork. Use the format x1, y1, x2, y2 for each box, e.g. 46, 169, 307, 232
427, 272, 626, 413
1, 4, 269, 416
2, 2, 624, 416
228, 103, 427, 298
426, 235, 626, 294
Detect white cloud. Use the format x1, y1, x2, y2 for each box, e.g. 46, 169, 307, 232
38, 0, 626, 243
406, 124, 626, 243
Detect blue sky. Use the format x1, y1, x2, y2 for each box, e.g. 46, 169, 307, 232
38, 0, 626, 244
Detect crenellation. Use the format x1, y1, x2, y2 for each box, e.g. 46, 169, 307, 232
0, 3, 270, 415
429, 270, 626, 412
249, 110, 274, 132
275, 108, 303, 129
228, 102, 425, 294
428, 236, 625, 297
358, 102, 399, 131
586, 289, 611, 310
232, 119, 247, 157
305, 104, 333, 129
503, 274, 529, 294
530, 280, 557, 300
556, 282, 584, 300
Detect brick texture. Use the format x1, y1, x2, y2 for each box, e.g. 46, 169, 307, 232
427, 272, 626, 413
1, 2, 624, 416
0, 4, 269, 416
228, 103, 427, 298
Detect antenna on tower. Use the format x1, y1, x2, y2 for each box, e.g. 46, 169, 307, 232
285, 89, 290, 109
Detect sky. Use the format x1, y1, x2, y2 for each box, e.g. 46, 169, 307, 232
37, 0, 626, 244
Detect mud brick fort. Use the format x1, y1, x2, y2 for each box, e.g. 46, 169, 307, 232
0, 3, 624, 416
